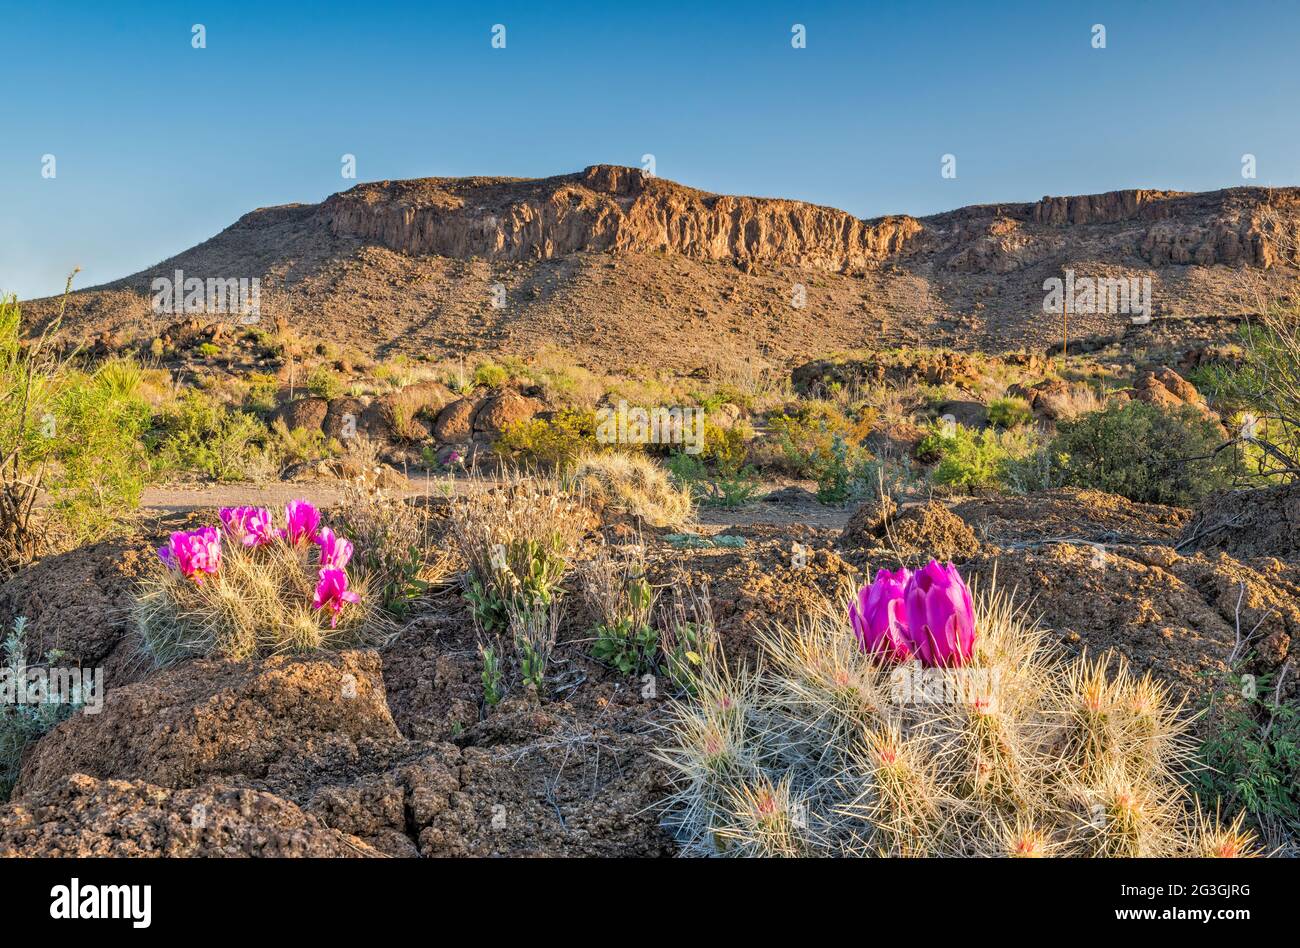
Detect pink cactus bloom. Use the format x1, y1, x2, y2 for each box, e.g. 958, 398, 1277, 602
312, 566, 360, 628
157, 526, 222, 584
218, 506, 276, 548
902, 560, 976, 668
281, 499, 322, 546
848, 567, 913, 662
315, 526, 354, 570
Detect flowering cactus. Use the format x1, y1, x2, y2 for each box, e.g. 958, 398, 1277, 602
903, 560, 976, 667
282, 499, 322, 546
312, 566, 360, 627
848, 567, 913, 661
315, 526, 354, 570
157, 527, 222, 584
218, 506, 276, 548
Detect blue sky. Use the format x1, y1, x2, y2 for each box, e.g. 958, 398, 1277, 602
3, 0, 1299, 299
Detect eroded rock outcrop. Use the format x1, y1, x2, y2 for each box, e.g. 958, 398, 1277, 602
324, 165, 925, 272
13, 650, 404, 799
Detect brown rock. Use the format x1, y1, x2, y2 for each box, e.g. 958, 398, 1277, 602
433, 397, 481, 442
270, 396, 328, 434
839, 499, 980, 565
323, 396, 370, 441
936, 400, 989, 430
472, 392, 544, 437
324, 164, 923, 272
0, 534, 156, 688
13, 651, 404, 800
0, 775, 379, 857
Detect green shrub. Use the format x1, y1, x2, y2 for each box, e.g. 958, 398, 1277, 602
243, 372, 281, 413
987, 396, 1033, 429
473, 360, 510, 390
1050, 401, 1232, 505
497, 408, 599, 468
49, 364, 153, 542
270, 419, 338, 467
666, 451, 763, 509
1, 292, 152, 565
918, 423, 1036, 491
1, 618, 88, 798
1195, 669, 1300, 852
306, 365, 344, 400
701, 421, 751, 473
152, 391, 278, 482
768, 401, 875, 477
1192, 312, 1300, 480
808, 433, 876, 504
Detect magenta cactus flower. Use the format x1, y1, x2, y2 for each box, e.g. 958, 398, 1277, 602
282, 499, 321, 546
315, 526, 354, 570
902, 560, 976, 668
218, 506, 276, 548
312, 566, 360, 627
157, 526, 222, 584
848, 567, 913, 661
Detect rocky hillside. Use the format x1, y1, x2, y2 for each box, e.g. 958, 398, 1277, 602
23, 166, 1300, 373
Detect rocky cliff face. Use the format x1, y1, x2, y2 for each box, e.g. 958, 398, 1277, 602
322, 165, 924, 272
320, 166, 1300, 276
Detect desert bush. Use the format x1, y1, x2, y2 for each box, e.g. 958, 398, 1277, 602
306, 364, 345, 400
472, 360, 511, 390
446, 473, 587, 634
767, 401, 875, 478
497, 408, 599, 468
152, 390, 279, 482
506, 595, 563, 694
333, 482, 453, 617
658, 575, 1256, 857
242, 372, 280, 413
987, 395, 1033, 429
1194, 311, 1300, 481
0, 617, 87, 799
666, 451, 763, 509
567, 451, 693, 529
1049, 401, 1232, 505
1, 288, 152, 568
270, 418, 338, 469
918, 422, 1038, 492
1195, 668, 1300, 854
135, 501, 387, 665
807, 432, 878, 504
582, 542, 660, 676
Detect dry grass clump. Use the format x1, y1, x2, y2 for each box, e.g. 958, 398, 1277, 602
135, 533, 389, 666
567, 451, 693, 529
446, 471, 588, 633
332, 480, 455, 616
658, 577, 1259, 858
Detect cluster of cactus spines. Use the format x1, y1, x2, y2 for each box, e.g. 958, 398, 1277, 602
659, 575, 1260, 858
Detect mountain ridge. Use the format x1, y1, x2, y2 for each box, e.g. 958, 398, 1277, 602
23, 166, 1300, 373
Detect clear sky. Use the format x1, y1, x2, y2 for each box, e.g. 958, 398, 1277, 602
3, 0, 1299, 300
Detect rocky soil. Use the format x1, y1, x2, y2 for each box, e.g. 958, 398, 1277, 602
1, 482, 1294, 856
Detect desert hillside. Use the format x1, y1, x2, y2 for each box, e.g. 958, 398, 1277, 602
23, 166, 1300, 373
